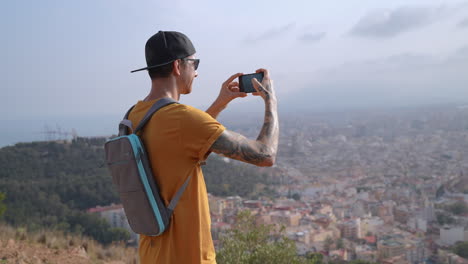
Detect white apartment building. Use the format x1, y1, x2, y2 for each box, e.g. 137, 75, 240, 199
359, 216, 384, 238
440, 226, 465, 246
88, 204, 138, 241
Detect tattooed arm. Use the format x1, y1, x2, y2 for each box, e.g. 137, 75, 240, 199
209, 69, 279, 167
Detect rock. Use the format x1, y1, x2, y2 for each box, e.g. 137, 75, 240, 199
70, 246, 88, 259
16, 260, 27, 264
7, 239, 15, 248
32, 256, 43, 264
18, 251, 28, 260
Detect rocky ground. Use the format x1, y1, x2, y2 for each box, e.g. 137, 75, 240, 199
0, 236, 137, 264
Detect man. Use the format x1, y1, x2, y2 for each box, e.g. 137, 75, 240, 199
128, 30, 279, 264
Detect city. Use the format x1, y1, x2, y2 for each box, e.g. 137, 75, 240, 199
89, 104, 468, 263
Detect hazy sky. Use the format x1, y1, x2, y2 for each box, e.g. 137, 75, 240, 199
2, 0, 468, 120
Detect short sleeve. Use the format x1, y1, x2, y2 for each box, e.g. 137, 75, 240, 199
180, 105, 226, 161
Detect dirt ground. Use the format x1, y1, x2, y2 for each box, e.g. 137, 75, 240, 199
0, 238, 136, 264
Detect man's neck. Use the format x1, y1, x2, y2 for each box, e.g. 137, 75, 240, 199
144, 78, 180, 102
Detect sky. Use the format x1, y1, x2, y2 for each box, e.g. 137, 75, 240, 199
1, 0, 468, 144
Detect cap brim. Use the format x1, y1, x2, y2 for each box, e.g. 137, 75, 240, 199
130, 61, 175, 73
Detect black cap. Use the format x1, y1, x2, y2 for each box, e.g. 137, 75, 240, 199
131, 31, 196, 73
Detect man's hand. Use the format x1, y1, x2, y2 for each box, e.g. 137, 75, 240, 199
252, 68, 276, 102
218, 72, 248, 105
206, 72, 247, 119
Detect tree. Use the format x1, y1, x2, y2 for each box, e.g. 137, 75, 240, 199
453, 241, 468, 259
292, 193, 301, 201
323, 236, 334, 252
448, 201, 468, 216
436, 212, 455, 225
0, 192, 6, 218
305, 252, 324, 264
216, 210, 311, 264
436, 185, 445, 198
108, 227, 130, 242
336, 238, 344, 249
348, 261, 378, 264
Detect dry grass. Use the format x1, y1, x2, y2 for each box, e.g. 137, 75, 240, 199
0, 223, 138, 264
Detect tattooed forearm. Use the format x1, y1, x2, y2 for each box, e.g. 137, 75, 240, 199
257, 99, 279, 157
210, 69, 279, 167
211, 130, 274, 166
211, 97, 279, 167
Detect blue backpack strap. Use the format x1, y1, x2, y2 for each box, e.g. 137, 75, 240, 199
134, 98, 178, 134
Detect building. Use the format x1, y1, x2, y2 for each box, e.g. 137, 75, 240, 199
340, 218, 360, 239
87, 203, 138, 241
381, 255, 410, 264
405, 239, 429, 264
359, 216, 384, 237
309, 227, 337, 243
394, 205, 410, 224
438, 249, 468, 264
355, 245, 378, 262
243, 200, 263, 209
270, 211, 302, 227
407, 217, 427, 232
211, 222, 231, 241
377, 235, 406, 260
440, 226, 465, 246
224, 196, 243, 209
208, 194, 226, 215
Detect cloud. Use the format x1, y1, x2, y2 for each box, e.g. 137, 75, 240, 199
245, 23, 295, 43
349, 5, 453, 38
281, 45, 468, 110
458, 17, 468, 28
298, 32, 326, 42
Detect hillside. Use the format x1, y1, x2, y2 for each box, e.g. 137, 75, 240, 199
0, 137, 276, 243
0, 223, 137, 264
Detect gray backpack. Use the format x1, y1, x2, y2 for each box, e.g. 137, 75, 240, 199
104, 98, 191, 236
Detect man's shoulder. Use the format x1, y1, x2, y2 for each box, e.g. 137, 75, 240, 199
176, 103, 200, 112
132, 101, 216, 123
176, 104, 213, 119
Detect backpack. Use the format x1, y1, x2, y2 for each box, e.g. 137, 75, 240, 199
104, 97, 191, 236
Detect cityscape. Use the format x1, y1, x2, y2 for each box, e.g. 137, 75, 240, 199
89, 104, 468, 263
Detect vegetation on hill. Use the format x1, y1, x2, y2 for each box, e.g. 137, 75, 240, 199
217, 210, 377, 264
203, 155, 278, 199
217, 210, 314, 264
0, 223, 137, 263
0, 137, 276, 244
0, 192, 6, 218
453, 241, 468, 259
0, 138, 128, 244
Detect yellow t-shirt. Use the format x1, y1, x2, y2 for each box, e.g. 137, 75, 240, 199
127, 98, 225, 264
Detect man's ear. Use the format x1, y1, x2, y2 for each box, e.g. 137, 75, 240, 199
173, 60, 182, 76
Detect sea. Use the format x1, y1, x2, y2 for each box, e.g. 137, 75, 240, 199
0, 115, 122, 148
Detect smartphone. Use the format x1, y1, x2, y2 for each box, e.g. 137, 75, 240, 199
239, 72, 264, 93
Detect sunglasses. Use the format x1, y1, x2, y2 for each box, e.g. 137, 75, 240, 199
181, 58, 200, 70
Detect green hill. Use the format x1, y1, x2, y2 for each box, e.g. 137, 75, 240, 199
0, 137, 276, 243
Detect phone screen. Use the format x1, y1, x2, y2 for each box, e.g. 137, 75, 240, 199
239, 72, 264, 93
